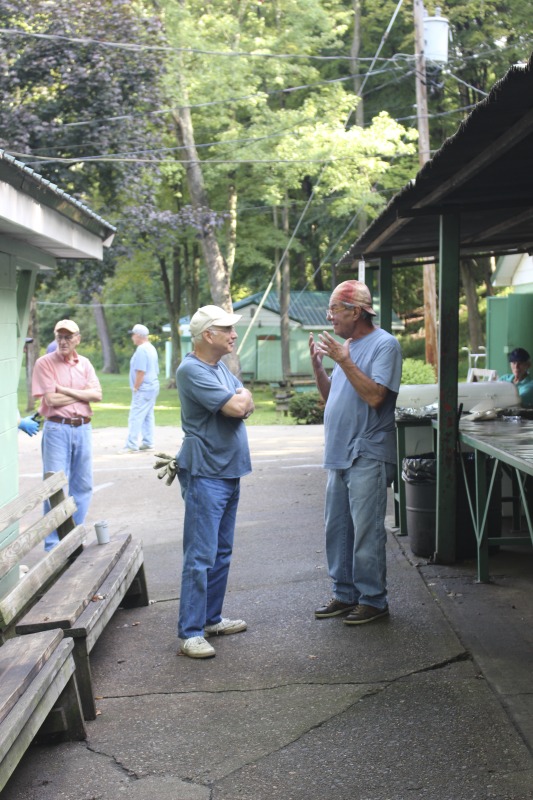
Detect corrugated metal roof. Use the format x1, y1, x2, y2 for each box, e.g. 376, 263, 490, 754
341, 52, 533, 263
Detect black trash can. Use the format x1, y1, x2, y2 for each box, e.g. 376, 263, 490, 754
402, 453, 436, 558
401, 453, 501, 559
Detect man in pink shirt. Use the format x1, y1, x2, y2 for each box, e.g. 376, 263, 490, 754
32, 319, 102, 550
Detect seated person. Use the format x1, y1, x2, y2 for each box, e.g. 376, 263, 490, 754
499, 347, 533, 407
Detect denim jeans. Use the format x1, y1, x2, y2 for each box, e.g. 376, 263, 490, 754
177, 471, 240, 640
42, 420, 93, 550
125, 388, 158, 450
324, 456, 393, 610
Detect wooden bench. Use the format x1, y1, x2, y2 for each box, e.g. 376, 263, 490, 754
0, 478, 88, 791
0, 471, 149, 721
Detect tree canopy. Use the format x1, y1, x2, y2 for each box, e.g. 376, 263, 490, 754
2, 0, 533, 361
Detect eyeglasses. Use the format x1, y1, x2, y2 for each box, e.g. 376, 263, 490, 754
326, 303, 355, 318
55, 334, 77, 342
207, 326, 235, 334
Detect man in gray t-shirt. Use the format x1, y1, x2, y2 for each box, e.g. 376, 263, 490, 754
175, 305, 254, 659
309, 280, 402, 626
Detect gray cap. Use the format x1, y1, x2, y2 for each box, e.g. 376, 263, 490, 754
129, 324, 149, 336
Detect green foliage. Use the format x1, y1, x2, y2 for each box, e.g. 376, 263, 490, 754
288, 391, 325, 424
401, 358, 436, 385
5, 0, 533, 352
397, 330, 426, 360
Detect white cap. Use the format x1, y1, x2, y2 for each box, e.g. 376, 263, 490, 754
189, 305, 242, 337
54, 319, 80, 334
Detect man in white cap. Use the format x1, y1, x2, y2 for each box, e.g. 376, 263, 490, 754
32, 319, 102, 550
120, 324, 160, 453
309, 280, 402, 625
175, 305, 254, 658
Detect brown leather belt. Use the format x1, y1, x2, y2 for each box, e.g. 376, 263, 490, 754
46, 416, 91, 427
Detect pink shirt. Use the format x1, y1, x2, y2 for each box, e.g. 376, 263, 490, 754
32, 350, 101, 419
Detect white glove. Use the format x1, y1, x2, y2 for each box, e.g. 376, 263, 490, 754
153, 453, 178, 486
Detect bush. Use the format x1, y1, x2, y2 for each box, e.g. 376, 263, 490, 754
288, 392, 324, 424
401, 358, 436, 385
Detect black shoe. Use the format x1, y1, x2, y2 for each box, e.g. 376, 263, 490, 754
315, 598, 357, 618
343, 604, 389, 625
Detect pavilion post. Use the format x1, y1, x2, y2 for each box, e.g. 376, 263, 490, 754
435, 212, 460, 563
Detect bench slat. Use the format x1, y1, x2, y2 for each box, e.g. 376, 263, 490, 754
0, 496, 78, 581
0, 637, 85, 791
0, 524, 88, 630
73, 540, 145, 645
0, 630, 64, 725
16, 534, 132, 632
0, 472, 68, 535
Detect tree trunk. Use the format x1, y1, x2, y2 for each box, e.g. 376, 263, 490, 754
158, 250, 182, 388
351, 1, 368, 236
460, 259, 483, 353
351, 0, 365, 127
92, 298, 119, 373
227, 180, 237, 279
423, 264, 438, 376
173, 102, 240, 374
280, 198, 291, 381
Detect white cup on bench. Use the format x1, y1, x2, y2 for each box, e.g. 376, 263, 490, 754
94, 520, 110, 545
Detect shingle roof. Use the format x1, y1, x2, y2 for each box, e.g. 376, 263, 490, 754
0, 149, 116, 239
233, 291, 331, 327
233, 290, 404, 330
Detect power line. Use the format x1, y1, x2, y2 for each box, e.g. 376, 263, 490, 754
0, 26, 405, 62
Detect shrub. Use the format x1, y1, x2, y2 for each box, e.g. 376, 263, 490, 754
401, 358, 436, 385
289, 392, 324, 424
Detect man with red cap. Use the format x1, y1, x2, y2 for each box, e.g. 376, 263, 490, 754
32, 319, 102, 549
310, 280, 402, 625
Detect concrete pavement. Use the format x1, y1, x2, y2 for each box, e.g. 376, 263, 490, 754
4, 425, 533, 799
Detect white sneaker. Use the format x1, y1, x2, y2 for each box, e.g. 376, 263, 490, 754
139, 444, 154, 451
178, 636, 215, 659
117, 447, 139, 454
204, 618, 247, 637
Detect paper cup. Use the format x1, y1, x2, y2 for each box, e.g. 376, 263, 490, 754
94, 520, 110, 545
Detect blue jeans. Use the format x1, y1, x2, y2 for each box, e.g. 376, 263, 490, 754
177, 471, 240, 640
42, 420, 93, 550
125, 388, 159, 450
324, 456, 394, 610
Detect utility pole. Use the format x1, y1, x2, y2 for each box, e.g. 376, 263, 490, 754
414, 0, 438, 372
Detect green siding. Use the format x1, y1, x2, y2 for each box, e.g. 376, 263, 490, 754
0, 257, 20, 532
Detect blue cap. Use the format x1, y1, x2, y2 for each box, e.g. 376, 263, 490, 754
508, 347, 530, 363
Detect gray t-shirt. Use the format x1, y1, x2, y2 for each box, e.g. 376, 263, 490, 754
323, 327, 402, 469
130, 341, 160, 392
176, 353, 252, 478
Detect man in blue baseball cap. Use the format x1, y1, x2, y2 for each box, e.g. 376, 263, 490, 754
499, 347, 533, 407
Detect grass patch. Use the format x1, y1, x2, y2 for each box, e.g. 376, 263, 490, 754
19, 371, 293, 428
